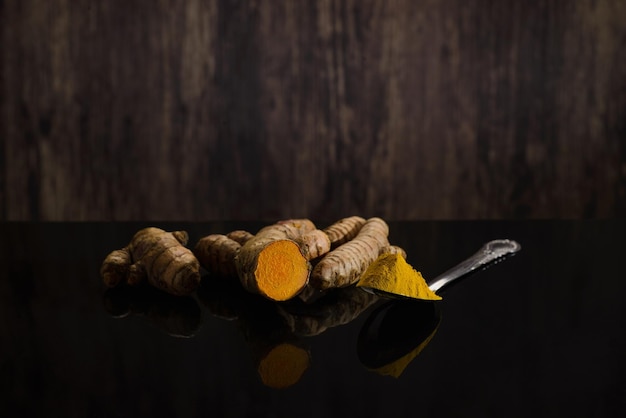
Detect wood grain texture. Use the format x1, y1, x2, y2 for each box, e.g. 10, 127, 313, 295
2, 0, 625, 220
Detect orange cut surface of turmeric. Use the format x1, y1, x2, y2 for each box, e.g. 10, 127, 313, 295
236, 220, 316, 301
357, 253, 442, 300
255, 241, 309, 301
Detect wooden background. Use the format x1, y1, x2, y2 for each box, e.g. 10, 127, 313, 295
2, 0, 625, 221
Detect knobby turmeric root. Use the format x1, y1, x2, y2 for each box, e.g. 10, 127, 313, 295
235, 219, 334, 301
226, 230, 255, 245
276, 219, 331, 260
101, 248, 132, 288
194, 234, 245, 277
298, 229, 331, 260
100, 227, 201, 296
323, 216, 367, 248
381, 244, 407, 259
310, 217, 390, 290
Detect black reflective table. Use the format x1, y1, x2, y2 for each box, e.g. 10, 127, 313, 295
1, 221, 625, 417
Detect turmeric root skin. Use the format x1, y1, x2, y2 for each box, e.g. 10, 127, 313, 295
381, 245, 407, 260
310, 217, 390, 290
323, 216, 367, 248
298, 229, 331, 260
101, 248, 132, 288
129, 228, 201, 296
194, 234, 242, 277
101, 227, 201, 296
226, 230, 254, 245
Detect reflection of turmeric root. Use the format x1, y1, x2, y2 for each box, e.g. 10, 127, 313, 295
102, 285, 203, 338
196, 274, 311, 389
101, 227, 201, 296
240, 297, 311, 389
254, 340, 310, 389
277, 286, 380, 337
195, 273, 248, 320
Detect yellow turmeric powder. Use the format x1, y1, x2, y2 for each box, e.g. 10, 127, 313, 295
253, 240, 310, 300
357, 253, 441, 300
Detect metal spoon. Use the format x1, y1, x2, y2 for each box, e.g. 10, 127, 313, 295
361, 239, 522, 298
427, 239, 521, 293
357, 239, 521, 375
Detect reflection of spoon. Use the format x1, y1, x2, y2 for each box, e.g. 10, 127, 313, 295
357, 239, 521, 376
357, 300, 440, 377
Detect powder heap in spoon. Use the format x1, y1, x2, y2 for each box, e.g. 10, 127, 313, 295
357, 253, 442, 300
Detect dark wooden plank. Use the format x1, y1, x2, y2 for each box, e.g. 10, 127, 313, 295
1, 0, 625, 220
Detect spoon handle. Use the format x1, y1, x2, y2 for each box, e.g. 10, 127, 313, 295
427, 239, 521, 293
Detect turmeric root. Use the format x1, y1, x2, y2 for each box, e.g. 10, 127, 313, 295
100, 227, 201, 296
276, 218, 316, 233
194, 234, 243, 277
381, 244, 407, 260
235, 221, 314, 301
298, 229, 331, 260
226, 230, 254, 245
278, 219, 332, 260
101, 248, 132, 288
323, 216, 366, 248
297, 242, 404, 303
195, 220, 329, 294
310, 217, 390, 290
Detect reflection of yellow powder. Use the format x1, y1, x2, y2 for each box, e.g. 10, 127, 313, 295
371, 321, 440, 378
357, 253, 442, 300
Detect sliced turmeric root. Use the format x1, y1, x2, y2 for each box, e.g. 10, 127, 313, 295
236, 223, 312, 301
